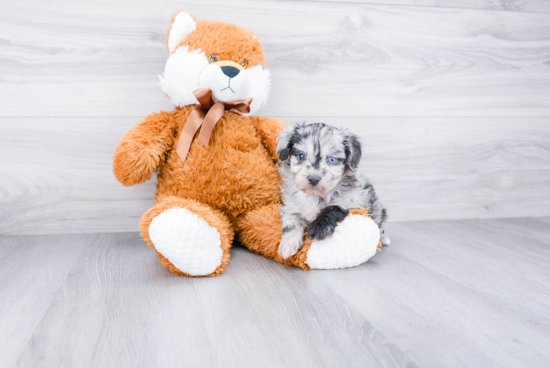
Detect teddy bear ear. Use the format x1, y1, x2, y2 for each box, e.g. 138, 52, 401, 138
167, 11, 197, 52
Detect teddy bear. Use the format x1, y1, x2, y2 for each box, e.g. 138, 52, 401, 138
113, 11, 382, 277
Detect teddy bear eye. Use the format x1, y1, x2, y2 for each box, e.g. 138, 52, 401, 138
209, 54, 219, 63
241, 60, 247, 68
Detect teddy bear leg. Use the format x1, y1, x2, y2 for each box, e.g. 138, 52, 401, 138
236, 203, 304, 267
304, 208, 382, 270
141, 196, 233, 277
237, 205, 381, 270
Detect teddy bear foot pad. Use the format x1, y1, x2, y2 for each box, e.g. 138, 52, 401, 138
306, 215, 380, 270
148, 207, 224, 276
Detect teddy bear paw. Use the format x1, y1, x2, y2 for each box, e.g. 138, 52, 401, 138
305, 215, 380, 270
148, 207, 224, 276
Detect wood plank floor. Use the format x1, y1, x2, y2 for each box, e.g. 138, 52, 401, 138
1, 218, 549, 367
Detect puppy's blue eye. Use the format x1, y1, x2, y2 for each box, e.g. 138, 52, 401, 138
298, 154, 306, 162
328, 157, 338, 164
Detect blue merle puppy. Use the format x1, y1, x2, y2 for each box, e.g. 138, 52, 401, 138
276, 122, 390, 259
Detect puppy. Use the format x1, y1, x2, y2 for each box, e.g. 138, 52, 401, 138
276, 122, 389, 259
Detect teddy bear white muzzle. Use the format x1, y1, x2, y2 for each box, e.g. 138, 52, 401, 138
199, 61, 251, 103
159, 45, 271, 115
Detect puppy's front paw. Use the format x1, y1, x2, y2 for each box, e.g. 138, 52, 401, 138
307, 206, 349, 241
278, 232, 304, 259
307, 219, 336, 241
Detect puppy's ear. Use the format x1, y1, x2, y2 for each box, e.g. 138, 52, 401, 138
343, 130, 362, 169
277, 125, 296, 162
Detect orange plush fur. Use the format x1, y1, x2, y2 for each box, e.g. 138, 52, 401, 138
113, 12, 377, 276
174, 19, 267, 67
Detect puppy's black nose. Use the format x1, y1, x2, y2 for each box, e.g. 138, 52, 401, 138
221, 66, 240, 78
308, 175, 321, 186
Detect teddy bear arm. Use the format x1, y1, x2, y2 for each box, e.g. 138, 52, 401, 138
113, 111, 177, 186
253, 117, 290, 162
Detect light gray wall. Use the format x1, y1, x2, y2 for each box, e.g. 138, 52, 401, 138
1, 0, 549, 235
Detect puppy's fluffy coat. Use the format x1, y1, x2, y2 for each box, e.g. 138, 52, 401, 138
277, 122, 389, 259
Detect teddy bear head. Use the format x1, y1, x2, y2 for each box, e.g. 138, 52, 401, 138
159, 11, 271, 115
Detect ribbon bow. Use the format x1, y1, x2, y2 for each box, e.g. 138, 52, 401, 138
176, 88, 253, 162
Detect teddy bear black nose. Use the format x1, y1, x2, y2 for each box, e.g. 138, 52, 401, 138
221, 66, 240, 78
308, 175, 321, 186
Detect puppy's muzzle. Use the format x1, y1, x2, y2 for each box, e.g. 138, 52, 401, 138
308, 175, 321, 186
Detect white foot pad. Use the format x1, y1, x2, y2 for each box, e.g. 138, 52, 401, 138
306, 215, 380, 270
149, 207, 223, 276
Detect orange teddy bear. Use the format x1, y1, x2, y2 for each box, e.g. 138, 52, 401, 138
113, 11, 381, 277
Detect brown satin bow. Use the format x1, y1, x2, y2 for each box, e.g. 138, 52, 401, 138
176, 88, 253, 162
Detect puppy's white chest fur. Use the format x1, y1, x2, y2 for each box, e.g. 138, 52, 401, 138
279, 165, 325, 223
293, 191, 324, 223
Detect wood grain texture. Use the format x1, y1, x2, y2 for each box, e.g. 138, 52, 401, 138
5, 232, 413, 368
2, 217, 549, 367
1, 0, 549, 117
0, 234, 87, 368
315, 217, 550, 367
0, 117, 156, 235
1, 0, 549, 233
2, 116, 549, 234
303, 0, 550, 13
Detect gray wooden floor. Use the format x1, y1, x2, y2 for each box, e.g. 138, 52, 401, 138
2, 1, 549, 366
1, 217, 549, 368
